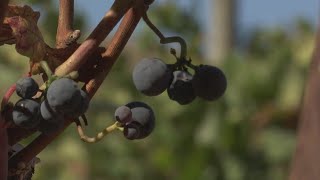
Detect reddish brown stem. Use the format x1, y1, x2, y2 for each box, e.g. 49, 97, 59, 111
0, 2, 10, 178
56, 0, 78, 48
289, 28, 320, 179
55, 0, 133, 76
1, 84, 15, 111
0, 0, 9, 27
7, 128, 36, 146
0, 127, 8, 179
8, 1, 144, 168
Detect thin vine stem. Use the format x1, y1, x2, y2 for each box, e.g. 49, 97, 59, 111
142, 11, 187, 59
40, 61, 53, 77
76, 121, 121, 143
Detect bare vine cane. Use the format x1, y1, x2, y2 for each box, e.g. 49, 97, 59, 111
80, 1, 146, 142
55, 0, 133, 76
0, 125, 8, 179
0, 0, 9, 25
85, 0, 146, 98
56, 0, 81, 48
289, 27, 320, 180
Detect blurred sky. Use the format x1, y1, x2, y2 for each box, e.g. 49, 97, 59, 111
74, 0, 318, 31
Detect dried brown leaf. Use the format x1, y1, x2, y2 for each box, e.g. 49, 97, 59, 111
2, 5, 46, 74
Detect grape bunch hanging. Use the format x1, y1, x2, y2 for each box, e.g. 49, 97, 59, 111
8, 66, 155, 142
1, 1, 227, 178
132, 56, 227, 105
4, 6, 227, 142
11, 73, 89, 135
132, 12, 227, 105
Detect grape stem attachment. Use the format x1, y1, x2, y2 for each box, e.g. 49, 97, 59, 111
142, 11, 187, 59
169, 49, 197, 71
76, 121, 122, 143
40, 61, 53, 78
40, 61, 79, 91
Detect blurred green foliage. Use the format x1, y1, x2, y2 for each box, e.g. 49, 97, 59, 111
1, 1, 315, 180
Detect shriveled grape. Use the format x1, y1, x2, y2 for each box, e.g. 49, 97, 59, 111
167, 70, 195, 105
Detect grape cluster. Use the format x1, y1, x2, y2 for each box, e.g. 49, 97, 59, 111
12, 77, 89, 135
114, 101, 155, 140
12, 77, 41, 128
132, 57, 227, 105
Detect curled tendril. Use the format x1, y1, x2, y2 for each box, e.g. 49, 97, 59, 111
142, 11, 187, 59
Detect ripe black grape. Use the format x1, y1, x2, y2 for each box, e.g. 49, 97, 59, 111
46, 78, 81, 113
40, 100, 64, 124
114, 105, 132, 124
68, 89, 90, 118
12, 99, 40, 128
123, 121, 143, 140
132, 58, 172, 96
16, 77, 39, 99
38, 116, 64, 135
192, 65, 227, 101
167, 70, 195, 105
124, 101, 155, 139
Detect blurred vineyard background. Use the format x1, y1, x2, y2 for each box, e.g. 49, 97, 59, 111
1, 0, 317, 180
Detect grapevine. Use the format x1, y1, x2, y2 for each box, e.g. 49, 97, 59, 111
0, 0, 227, 179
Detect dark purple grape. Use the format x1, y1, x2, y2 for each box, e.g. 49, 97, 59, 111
167, 70, 195, 105
123, 121, 143, 140
46, 78, 81, 113
124, 101, 155, 140
38, 116, 64, 135
12, 99, 40, 128
114, 105, 132, 124
192, 65, 227, 101
16, 77, 39, 99
66, 90, 90, 118
40, 100, 64, 124
132, 58, 172, 96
